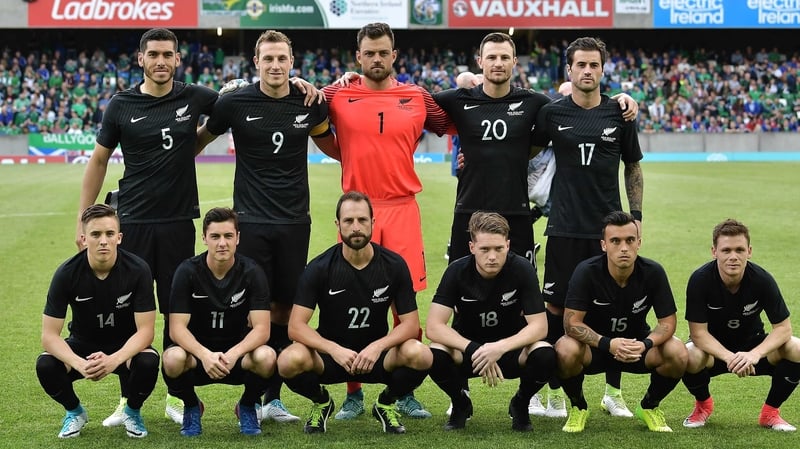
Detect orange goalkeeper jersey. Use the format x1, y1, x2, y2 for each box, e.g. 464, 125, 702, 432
323, 78, 451, 201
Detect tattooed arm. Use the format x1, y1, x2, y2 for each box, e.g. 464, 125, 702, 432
646, 314, 677, 347
564, 308, 602, 348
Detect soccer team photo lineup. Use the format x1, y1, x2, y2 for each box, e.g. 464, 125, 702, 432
4, 1, 800, 445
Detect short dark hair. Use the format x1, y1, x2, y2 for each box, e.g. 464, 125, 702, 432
566, 37, 608, 67
336, 191, 373, 220
202, 207, 238, 235
81, 204, 118, 228
254, 30, 292, 59
468, 211, 509, 241
356, 22, 394, 49
713, 218, 750, 247
139, 28, 178, 53
601, 211, 638, 238
479, 32, 516, 57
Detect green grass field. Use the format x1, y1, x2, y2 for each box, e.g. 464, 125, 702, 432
1, 162, 798, 448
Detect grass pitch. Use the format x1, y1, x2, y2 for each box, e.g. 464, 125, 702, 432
0, 162, 798, 448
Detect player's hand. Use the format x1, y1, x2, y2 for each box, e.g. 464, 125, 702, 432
613, 93, 639, 121
352, 342, 382, 375
333, 71, 361, 87
456, 152, 465, 170
479, 361, 505, 387
470, 341, 505, 374
200, 351, 231, 379
84, 351, 121, 381
330, 345, 358, 374
219, 78, 249, 96
289, 77, 325, 106
222, 349, 241, 372
727, 351, 758, 377
612, 338, 642, 363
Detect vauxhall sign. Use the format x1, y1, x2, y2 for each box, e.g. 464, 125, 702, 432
448, 0, 613, 28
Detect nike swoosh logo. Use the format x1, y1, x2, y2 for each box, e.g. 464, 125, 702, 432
707, 305, 723, 310
246, 115, 262, 121
329, 289, 346, 295
460, 297, 479, 302
192, 293, 209, 299
75, 296, 93, 302
130, 116, 147, 123
463, 104, 479, 110
558, 125, 573, 131
348, 98, 363, 103
593, 299, 611, 306
785, 377, 800, 385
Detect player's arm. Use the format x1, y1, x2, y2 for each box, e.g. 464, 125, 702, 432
310, 119, 341, 161
643, 313, 677, 350
287, 304, 340, 354
195, 124, 220, 156
421, 88, 454, 136
223, 309, 270, 365
41, 314, 90, 377
87, 309, 156, 381
624, 160, 643, 229
472, 311, 546, 378
169, 311, 231, 378
76, 143, 112, 249
687, 320, 735, 364
610, 92, 638, 121
747, 317, 792, 363
564, 307, 606, 350
425, 303, 468, 351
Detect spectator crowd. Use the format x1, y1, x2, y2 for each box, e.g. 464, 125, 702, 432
2, 36, 799, 136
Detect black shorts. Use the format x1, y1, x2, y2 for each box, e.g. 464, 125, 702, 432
545, 308, 564, 344
542, 237, 603, 308
238, 223, 310, 305
62, 337, 157, 382
456, 348, 525, 380
449, 212, 536, 266
584, 344, 653, 376
317, 351, 391, 385
121, 220, 195, 313
699, 333, 775, 377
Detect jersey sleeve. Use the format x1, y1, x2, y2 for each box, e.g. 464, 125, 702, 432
204, 94, 232, 136
96, 94, 122, 149
43, 261, 73, 319
685, 266, 709, 323
392, 257, 418, 316
564, 260, 592, 312
421, 86, 452, 136
431, 262, 460, 309
648, 262, 677, 319
514, 257, 545, 316
294, 262, 322, 310
169, 260, 194, 314
246, 263, 271, 312
532, 104, 551, 148
620, 117, 644, 163
130, 257, 156, 313
758, 269, 791, 324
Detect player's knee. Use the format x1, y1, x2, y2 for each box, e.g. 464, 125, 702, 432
400, 339, 433, 369
35, 353, 62, 378
554, 336, 582, 372
161, 347, 189, 377
131, 350, 160, 375
276, 344, 309, 378
660, 337, 689, 376
781, 336, 800, 362
685, 342, 709, 373
249, 345, 277, 376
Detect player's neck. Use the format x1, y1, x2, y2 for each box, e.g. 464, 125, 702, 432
260, 81, 289, 98
342, 243, 374, 270
571, 89, 602, 109
206, 256, 234, 280
88, 256, 115, 280
607, 263, 633, 287
482, 81, 511, 98
362, 75, 393, 91
718, 268, 744, 294
140, 78, 174, 97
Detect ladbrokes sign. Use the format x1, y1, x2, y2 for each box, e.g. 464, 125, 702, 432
28, 0, 198, 27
